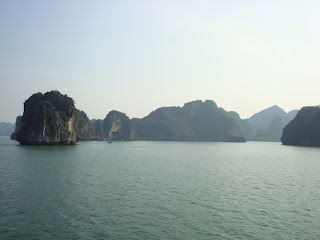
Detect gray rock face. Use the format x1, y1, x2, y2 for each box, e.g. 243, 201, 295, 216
77, 110, 95, 140
254, 116, 284, 142
246, 105, 298, 141
91, 119, 106, 140
15, 91, 78, 145
10, 116, 22, 140
227, 111, 252, 141
103, 111, 137, 140
91, 111, 137, 141
281, 106, 320, 147
132, 100, 245, 142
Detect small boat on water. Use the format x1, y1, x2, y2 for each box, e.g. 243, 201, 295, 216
108, 141, 112, 143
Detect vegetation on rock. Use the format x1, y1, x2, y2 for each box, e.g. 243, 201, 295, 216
15, 91, 78, 145
11, 90, 312, 145
76, 110, 95, 140
132, 100, 245, 142
92, 111, 137, 141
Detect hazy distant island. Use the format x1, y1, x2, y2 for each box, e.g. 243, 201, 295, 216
281, 106, 320, 147
7, 90, 319, 146
91, 111, 137, 141
244, 106, 298, 141
0, 122, 15, 136
132, 100, 245, 142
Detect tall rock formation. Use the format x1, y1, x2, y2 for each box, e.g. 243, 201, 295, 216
103, 111, 137, 140
10, 116, 22, 140
227, 111, 252, 140
91, 119, 106, 140
254, 117, 284, 142
281, 106, 320, 146
76, 110, 95, 140
14, 91, 78, 145
91, 111, 137, 141
246, 105, 298, 141
132, 100, 245, 142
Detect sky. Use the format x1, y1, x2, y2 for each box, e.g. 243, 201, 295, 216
1, 0, 319, 123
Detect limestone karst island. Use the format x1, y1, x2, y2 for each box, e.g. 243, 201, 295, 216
7, 90, 320, 147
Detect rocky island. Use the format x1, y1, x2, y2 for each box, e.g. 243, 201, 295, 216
281, 106, 320, 147
0, 122, 15, 136
11, 90, 138, 144
132, 100, 245, 142
13, 91, 79, 145
12, 90, 317, 146
92, 111, 137, 141
10, 116, 22, 140
76, 110, 96, 141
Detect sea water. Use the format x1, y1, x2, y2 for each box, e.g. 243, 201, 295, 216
0, 136, 320, 239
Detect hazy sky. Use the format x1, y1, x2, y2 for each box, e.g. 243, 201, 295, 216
1, 0, 319, 123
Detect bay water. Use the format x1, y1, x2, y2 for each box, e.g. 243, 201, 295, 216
0, 136, 319, 239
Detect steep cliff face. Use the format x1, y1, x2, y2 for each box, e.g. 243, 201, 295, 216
91, 111, 137, 141
255, 117, 284, 142
15, 91, 78, 145
247, 106, 298, 141
10, 116, 22, 140
281, 106, 320, 147
228, 111, 252, 140
103, 111, 137, 140
76, 110, 95, 140
132, 100, 245, 142
91, 119, 106, 140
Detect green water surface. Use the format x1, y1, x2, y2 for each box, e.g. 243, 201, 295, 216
0, 137, 319, 239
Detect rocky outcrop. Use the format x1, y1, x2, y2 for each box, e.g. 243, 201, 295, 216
228, 111, 252, 140
254, 117, 284, 142
281, 106, 320, 147
132, 100, 245, 142
76, 110, 95, 140
104, 111, 137, 140
10, 116, 22, 140
246, 105, 298, 141
12, 92, 310, 144
14, 91, 78, 145
91, 111, 137, 141
91, 119, 106, 140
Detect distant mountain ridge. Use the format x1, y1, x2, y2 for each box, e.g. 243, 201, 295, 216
9, 91, 137, 144
245, 105, 298, 142
8, 90, 308, 144
0, 122, 15, 136
227, 111, 252, 140
248, 105, 296, 131
132, 100, 245, 142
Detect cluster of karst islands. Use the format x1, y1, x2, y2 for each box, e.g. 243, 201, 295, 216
2, 90, 320, 147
